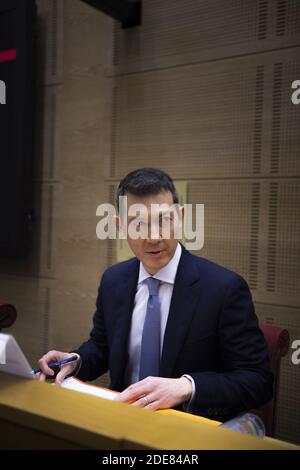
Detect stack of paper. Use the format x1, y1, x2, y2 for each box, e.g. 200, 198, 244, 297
61, 377, 118, 400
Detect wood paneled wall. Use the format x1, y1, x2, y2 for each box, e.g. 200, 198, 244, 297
0, 0, 299, 445
0, 0, 113, 384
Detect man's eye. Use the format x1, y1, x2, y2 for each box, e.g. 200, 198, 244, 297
135, 220, 146, 228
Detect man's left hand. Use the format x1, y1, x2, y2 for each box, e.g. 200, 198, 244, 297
114, 376, 192, 410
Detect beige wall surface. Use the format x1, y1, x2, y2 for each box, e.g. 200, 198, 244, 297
0, 0, 299, 445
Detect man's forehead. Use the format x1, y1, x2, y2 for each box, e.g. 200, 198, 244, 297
125, 190, 174, 204
127, 203, 176, 219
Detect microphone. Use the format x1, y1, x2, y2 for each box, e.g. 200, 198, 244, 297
0, 301, 17, 329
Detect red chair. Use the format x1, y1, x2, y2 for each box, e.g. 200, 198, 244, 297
255, 322, 290, 437
0, 300, 17, 330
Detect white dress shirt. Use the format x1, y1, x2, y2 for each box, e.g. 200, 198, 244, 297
124, 242, 195, 407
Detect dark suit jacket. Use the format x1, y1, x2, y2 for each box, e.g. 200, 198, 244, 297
76, 245, 273, 422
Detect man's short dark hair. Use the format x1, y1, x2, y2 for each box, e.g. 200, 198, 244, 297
116, 168, 179, 212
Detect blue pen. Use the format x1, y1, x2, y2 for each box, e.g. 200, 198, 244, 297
32, 354, 79, 374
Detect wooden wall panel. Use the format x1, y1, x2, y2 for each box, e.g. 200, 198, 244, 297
188, 180, 258, 288
266, 180, 300, 298
36, 0, 63, 85
112, 0, 300, 74
109, 49, 300, 181
51, 0, 113, 377
35, 85, 62, 182
0, 0, 113, 384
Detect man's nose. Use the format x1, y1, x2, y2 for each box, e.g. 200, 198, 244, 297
147, 223, 161, 241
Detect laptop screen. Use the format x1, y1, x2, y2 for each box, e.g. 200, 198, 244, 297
0, 333, 35, 379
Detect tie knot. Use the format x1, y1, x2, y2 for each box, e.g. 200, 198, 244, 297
146, 277, 160, 296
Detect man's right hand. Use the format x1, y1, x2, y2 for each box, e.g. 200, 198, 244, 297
37, 350, 80, 384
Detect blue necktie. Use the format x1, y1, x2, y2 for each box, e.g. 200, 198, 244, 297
139, 277, 161, 380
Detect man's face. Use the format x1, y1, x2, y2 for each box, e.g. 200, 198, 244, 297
118, 190, 183, 275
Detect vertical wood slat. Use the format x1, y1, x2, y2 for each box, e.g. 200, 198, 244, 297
36, 0, 63, 85
111, 0, 300, 75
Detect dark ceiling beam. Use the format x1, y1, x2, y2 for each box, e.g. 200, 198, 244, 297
81, 0, 141, 28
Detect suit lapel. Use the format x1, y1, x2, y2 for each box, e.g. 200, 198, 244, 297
160, 247, 201, 377
110, 258, 139, 388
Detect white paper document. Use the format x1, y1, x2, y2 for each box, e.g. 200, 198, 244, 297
61, 377, 118, 400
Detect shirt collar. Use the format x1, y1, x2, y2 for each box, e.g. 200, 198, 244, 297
138, 243, 182, 285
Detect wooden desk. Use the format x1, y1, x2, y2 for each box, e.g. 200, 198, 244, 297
0, 373, 298, 450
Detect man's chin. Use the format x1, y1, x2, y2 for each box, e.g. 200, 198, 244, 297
143, 253, 170, 273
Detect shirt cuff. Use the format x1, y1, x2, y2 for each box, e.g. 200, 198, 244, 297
181, 374, 196, 413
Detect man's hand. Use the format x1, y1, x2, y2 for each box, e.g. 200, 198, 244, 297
114, 376, 193, 410
36, 350, 80, 384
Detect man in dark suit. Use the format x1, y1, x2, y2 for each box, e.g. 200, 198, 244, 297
38, 168, 273, 422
